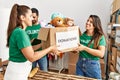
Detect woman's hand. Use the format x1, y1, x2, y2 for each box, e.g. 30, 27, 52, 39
73, 43, 86, 52
49, 45, 62, 56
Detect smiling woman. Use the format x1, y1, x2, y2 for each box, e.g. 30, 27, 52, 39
73, 15, 106, 79
4, 4, 60, 80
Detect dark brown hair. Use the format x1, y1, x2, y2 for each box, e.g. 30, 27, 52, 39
31, 8, 39, 16
86, 15, 105, 49
6, 4, 30, 47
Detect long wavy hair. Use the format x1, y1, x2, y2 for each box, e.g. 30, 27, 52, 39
6, 4, 30, 47
85, 15, 105, 49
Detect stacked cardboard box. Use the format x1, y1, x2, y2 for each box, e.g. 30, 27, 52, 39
111, 46, 117, 69
100, 59, 105, 78
107, 24, 120, 75
116, 50, 120, 73
112, 0, 120, 13
68, 52, 79, 75
0, 73, 3, 80
0, 58, 3, 80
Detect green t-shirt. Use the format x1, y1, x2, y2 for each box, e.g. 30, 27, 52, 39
79, 33, 106, 60
9, 27, 31, 62
25, 24, 42, 51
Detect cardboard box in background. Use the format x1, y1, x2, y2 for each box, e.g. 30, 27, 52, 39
115, 28, 120, 45
116, 0, 120, 12
68, 51, 79, 75
112, 0, 117, 13
111, 15, 116, 23
116, 50, 120, 73
100, 59, 105, 78
0, 73, 3, 80
112, 0, 120, 13
118, 15, 120, 24
68, 64, 76, 75
38, 26, 80, 52
68, 52, 79, 64
111, 46, 117, 68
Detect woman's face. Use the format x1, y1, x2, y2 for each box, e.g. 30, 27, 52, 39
24, 9, 33, 26
86, 17, 94, 31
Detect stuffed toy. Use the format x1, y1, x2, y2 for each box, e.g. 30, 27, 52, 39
64, 17, 75, 27
50, 17, 66, 27
51, 12, 66, 20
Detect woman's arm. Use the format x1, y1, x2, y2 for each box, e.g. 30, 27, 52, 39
32, 43, 42, 51
30, 38, 42, 50
77, 44, 105, 58
84, 46, 105, 58
21, 45, 58, 62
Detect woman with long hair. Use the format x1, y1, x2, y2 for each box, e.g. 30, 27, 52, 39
4, 4, 59, 80
74, 15, 106, 79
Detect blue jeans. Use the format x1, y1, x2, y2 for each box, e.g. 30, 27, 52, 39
76, 57, 101, 79
32, 55, 48, 72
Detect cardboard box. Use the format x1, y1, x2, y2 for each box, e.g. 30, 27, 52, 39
111, 46, 117, 68
38, 26, 80, 52
111, 15, 116, 23
115, 28, 120, 44
0, 73, 3, 80
112, 0, 117, 13
68, 64, 76, 75
110, 65, 116, 72
68, 52, 79, 64
0, 58, 2, 67
116, 0, 120, 12
112, 0, 120, 13
116, 50, 120, 73
118, 15, 120, 24
100, 59, 105, 78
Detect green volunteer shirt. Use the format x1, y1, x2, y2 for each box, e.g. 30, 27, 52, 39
25, 24, 42, 51
79, 33, 106, 60
9, 27, 31, 62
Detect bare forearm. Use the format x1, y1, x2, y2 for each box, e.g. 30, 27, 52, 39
32, 43, 42, 51
31, 47, 51, 62
22, 45, 57, 62
84, 46, 104, 58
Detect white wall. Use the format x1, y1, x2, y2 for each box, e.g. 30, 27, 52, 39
0, 0, 113, 60
0, 9, 10, 61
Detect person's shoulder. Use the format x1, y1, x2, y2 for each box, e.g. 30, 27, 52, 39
25, 26, 32, 30
80, 32, 86, 36
36, 24, 41, 27
100, 35, 105, 39
13, 27, 23, 33
14, 27, 26, 35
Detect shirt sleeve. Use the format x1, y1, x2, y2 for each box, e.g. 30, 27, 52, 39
16, 30, 31, 49
99, 35, 106, 46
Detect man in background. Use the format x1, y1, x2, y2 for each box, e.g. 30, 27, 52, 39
25, 8, 48, 72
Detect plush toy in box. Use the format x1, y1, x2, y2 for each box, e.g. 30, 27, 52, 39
50, 12, 66, 27
50, 17, 66, 27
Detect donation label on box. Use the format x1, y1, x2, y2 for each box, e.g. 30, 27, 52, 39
56, 30, 79, 51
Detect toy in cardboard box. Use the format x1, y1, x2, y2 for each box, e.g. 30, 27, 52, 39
50, 12, 66, 27
50, 17, 66, 27
64, 17, 75, 27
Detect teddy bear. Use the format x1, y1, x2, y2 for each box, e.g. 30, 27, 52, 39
50, 17, 66, 27
64, 17, 75, 27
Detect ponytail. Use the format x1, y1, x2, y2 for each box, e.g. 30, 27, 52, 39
6, 4, 18, 47
6, 4, 30, 47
